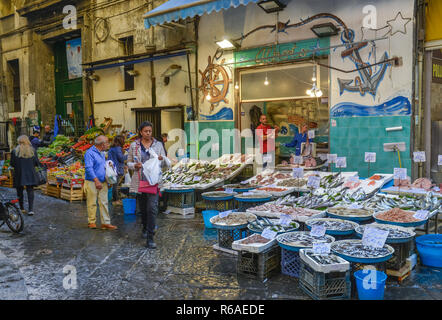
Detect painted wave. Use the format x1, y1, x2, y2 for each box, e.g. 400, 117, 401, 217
199, 107, 234, 121
330, 96, 411, 117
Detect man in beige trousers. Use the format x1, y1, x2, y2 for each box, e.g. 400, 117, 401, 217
84, 135, 117, 230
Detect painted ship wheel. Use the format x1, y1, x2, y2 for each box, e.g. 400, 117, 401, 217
199, 55, 230, 112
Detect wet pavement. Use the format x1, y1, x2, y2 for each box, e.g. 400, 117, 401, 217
0, 186, 441, 300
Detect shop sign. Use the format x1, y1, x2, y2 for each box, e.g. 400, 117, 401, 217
234, 38, 330, 68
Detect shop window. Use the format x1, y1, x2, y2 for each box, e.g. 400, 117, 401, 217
7, 59, 21, 113
119, 36, 134, 91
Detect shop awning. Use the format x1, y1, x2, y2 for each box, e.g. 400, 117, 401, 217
144, 0, 260, 28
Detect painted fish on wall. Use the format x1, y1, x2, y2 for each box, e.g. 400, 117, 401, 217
330, 96, 411, 117
199, 107, 234, 121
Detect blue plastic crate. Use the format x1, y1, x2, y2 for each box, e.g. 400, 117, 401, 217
281, 248, 301, 278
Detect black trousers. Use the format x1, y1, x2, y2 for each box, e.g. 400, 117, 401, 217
139, 192, 159, 240
16, 185, 34, 211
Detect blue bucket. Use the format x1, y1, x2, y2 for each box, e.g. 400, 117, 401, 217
202, 210, 219, 228
354, 270, 387, 300
122, 198, 136, 215
416, 234, 442, 268
108, 187, 113, 201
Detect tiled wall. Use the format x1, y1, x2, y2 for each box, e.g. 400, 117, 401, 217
330, 116, 412, 177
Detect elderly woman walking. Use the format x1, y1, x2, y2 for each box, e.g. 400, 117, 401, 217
10, 135, 42, 216
127, 121, 170, 249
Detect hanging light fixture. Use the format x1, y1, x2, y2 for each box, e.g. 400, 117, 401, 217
306, 64, 322, 97
264, 73, 269, 86
235, 82, 239, 90
206, 93, 211, 101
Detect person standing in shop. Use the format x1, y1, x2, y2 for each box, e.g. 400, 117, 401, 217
29, 127, 42, 150
256, 114, 279, 168
284, 122, 309, 156
108, 135, 127, 204
10, 135, 41, 216
84, 135, 117, 230
127, 121, 170, 249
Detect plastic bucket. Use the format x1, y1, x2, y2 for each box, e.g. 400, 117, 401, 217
108, 187, 113, 201
202, 210, 219, 228
354, 269, 387, 300
416, 234, 442, 268
122, 198, 136, 215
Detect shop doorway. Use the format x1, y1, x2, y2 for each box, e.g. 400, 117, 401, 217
238, 59, 329, 161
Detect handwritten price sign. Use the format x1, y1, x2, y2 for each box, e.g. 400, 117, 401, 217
336, 157, 347, 168
307, 176, 321, 189
364, 152, 376, 163
308, 130, 315, 139
312, 242, 331, 255
413, 210, 429, 220
362, 227, 389, 248
292, 168, 304, 179
279, 214, 292, 226
310, 225, 326, 237
394, 168, 407, 180
261, 227, 277, 240
293, 156, 303, 164
413, 151, 426, 163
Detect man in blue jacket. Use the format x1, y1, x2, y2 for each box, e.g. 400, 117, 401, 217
284, 123, 309, 156
29, 127, 42, 150
84, 135, 117, 230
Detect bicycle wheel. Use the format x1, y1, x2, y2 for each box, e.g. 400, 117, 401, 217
5, 204, 24, 233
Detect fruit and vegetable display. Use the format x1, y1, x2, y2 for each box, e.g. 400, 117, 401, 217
37, 135, 74, 158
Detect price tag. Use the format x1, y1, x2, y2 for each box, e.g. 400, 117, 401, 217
307, 176, 321, 189
327, 154, 337, 163
362, 227, 389, 248
312, 242, 331, 255
349, 203, 363, 209
263, 154, 272, 163
310, 224, 326, 237
293, 156, 303, 164
336, 157, 347, 168
279, 214, 292, 226
182, 158, 190, 164
413, 151, 426, 163
308, 130, 315, 139
177, 149, 185, 156
219, 210, 232, 218
225, 188, 234, 194
292, 167, 304, 179
439, 155, 442, 166
193, 176, 202, 182
414, 210, 429, 220
261, 227, 277, 240
364, 152, 376, 163
394, 168, 407, 180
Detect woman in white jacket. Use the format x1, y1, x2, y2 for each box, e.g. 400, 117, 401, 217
127, 121, 170, 249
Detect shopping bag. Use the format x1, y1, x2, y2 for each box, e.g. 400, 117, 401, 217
124, 172, 132, 185
105, 160, 118, 184
142, 149, 161, 186
35, 166, 47, 186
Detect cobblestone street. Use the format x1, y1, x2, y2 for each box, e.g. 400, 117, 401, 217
0, 187, 440, 300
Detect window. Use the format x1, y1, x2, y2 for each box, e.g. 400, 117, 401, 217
119, 36, 134, 91
7, 59, 21, 113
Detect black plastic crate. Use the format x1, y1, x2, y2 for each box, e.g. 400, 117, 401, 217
299, 261, 351, 300
217, 228, 250, 249
237, 245, 281, 281
281, 248, 301, 278
386, 241, 412, 271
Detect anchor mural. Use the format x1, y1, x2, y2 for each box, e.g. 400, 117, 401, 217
338, 31, 391, 97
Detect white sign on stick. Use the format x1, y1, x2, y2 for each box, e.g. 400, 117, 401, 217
413, 151, 426, 163
364, 152, 376, 163
336, 157, 347, 168
312, 242, 331, 255
310, 225, 326, 237
261, 227, 277, 240
292, 168, 304, 179
362, 227, 389, 248
394, 168, 407, 180
327, 154, 337, 163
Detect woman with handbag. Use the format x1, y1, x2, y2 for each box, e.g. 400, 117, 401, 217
10, 135, 42, 216
127, 121, 170, 249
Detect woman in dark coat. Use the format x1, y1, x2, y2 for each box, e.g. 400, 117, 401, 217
10, 135, 41, 216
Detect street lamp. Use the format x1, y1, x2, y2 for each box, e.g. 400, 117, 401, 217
311, 22, 340, 37
257, 0, 286, 13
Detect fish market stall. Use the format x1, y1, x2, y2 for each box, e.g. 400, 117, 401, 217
247, 218, 300, 235
246, 203, 325, 222
234, 193, 273, 211
326, 206, 374, 223
305, 218, 359, 237
331, 240, 394, 264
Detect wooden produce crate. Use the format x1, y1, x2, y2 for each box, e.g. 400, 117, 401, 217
60, 185, 84, 202
39, 183, 47, 194
46, 183, 61, 198
0, 170, 13, 188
